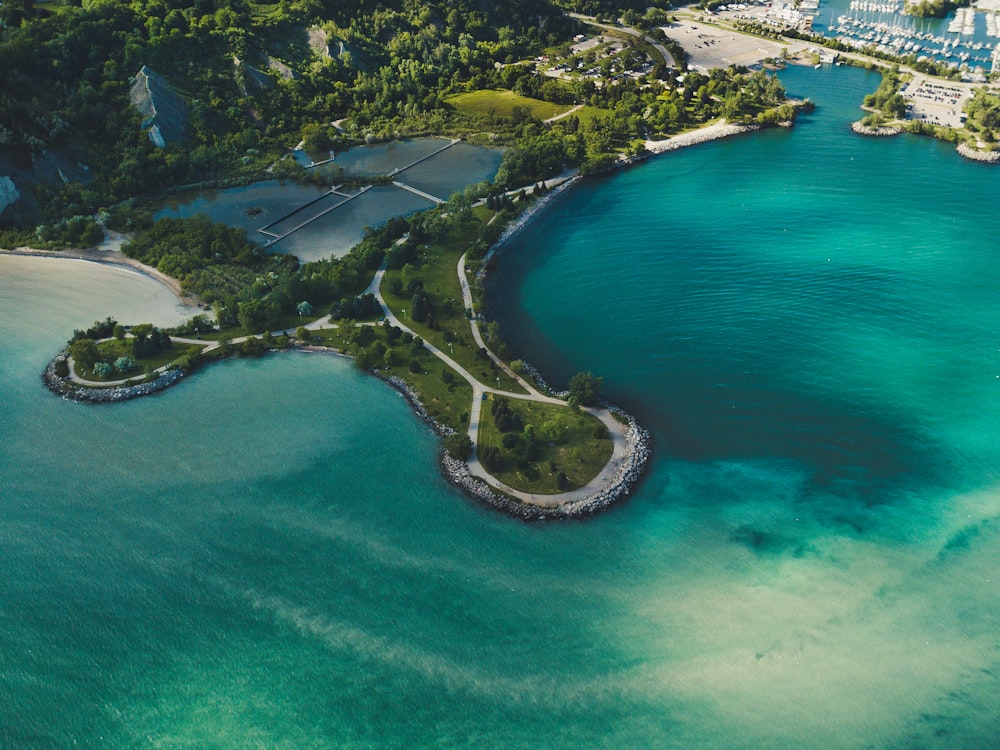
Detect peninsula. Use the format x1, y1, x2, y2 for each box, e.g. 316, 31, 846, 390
1, 0, 808, 518
6, 0, 994, 516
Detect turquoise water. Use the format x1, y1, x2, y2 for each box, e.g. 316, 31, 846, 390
2, 65, 999, 747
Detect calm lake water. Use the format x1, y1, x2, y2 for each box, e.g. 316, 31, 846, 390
2, 65, 998, 747
157, 138, 502, 262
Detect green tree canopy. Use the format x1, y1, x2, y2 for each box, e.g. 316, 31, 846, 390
568, 371, 603, 407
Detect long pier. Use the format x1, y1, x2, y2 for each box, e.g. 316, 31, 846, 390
390, 138, 460, 177
261, 186, 372, 246
304, 156, 337, 169
257, 185, 349, 235
261, 138, 460, 245
392, 181, 444, 204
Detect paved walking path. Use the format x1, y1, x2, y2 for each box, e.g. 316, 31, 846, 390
366, 255, 628, 507
59, 208, 626, 508
543, 104, 583, 124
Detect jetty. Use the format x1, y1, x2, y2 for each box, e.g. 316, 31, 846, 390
389, 138, 460, 177
392, 181, 444, 204
258, 186, 371, 246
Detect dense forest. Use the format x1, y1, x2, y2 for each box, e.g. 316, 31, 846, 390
0, 0, 575, 231
0, 0, 792, 252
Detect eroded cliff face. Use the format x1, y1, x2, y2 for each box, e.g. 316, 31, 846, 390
0, 175, 19, 215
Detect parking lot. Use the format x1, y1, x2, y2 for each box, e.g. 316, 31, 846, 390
660, 18, 810, 72
900, 75, 973, 129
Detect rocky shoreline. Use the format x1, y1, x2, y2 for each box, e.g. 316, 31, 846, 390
641, 121, 761, 156
482, 175, 581, 264
956, 142, 1000, 164
439, 407, 651, 521
43, 350, 186, 403
851, 121, 902, 136
376, 370, 651, 520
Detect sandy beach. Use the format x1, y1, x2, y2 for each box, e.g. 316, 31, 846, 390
0, 242, 198, 307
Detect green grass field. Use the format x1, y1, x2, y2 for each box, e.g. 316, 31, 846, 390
379, 218, 527, 395
477, 395, 613, 494
446, 89, 572, 121
571, 105, 612, 127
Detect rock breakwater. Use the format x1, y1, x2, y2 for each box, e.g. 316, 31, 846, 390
851, 121, 902, 136
956, 143, 1000, 164
442, 407, 651, 521
43, 351, 185, 403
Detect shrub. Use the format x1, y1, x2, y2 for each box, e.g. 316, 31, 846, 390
94, 361, 113, 378
114, 356, 137, 373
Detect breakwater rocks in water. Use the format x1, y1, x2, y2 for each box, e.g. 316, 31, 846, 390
378, 373, 454, 439
956, 143, 1000, 164
481, 177, 581, 266
851, 121, 902, 136
641, 122, 761, 157
443, 409, 651, 521
43, 351, 185, 404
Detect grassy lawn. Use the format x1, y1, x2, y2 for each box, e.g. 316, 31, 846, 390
379, 220, 526, 395
477, 395, 613, 494
572, 105, 612, 126
446, 89, 572, 121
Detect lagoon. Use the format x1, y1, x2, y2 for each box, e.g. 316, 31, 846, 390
156, 138, 502, 262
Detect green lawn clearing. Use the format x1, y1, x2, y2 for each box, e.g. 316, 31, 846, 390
446, 89, 572, 121
477, 395, 613, 494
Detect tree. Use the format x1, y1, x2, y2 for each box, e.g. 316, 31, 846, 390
411, 289, 430, 323
114, 356, 137, 373
69, 338, 99, 370
568, 371, 603, 407
481, 446, 503, 471
238, 299, 280, 333
444, 433, 473, 461
353, 325, 375, 347
297, 300, 313, 316
0, 0, 32, 27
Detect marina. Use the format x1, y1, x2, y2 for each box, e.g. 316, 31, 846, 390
819, 0, 1000, 75
718, 0, 1000, 75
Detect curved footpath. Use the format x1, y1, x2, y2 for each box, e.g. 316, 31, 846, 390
366, 260, 650, 516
